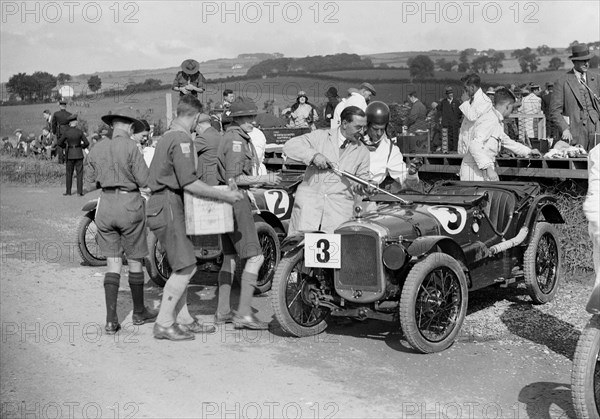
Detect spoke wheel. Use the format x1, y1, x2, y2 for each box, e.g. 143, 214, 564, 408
400, 253, 468, 353
270, 249, 330, 337
572, 314, 600, 419
524, 222, 561, 304
236, 222, 281, 294
76, 213, 106, 266
147, 232, 171, 287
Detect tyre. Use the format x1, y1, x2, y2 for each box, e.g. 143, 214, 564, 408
399, 253, 468, 354
270, 248, 330, 337
524, 222, 561, 304
147, 232, 171, 287
76, 213, 107, 266
235, 222, 281, 294
571, 314, 600, 419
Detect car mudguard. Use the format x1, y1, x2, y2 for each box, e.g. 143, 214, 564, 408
81, 198, 98, 213
280, 231, 326, 258
407, 236, 468, 268
521, 195, 564, 241
254, 211, 286, 234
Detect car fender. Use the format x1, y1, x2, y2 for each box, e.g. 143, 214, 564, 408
522, 196, 564, 233
280, 231, 325, 258
254, 211, 286, 235
81, 198, 98, 213
407, 236, 468, 268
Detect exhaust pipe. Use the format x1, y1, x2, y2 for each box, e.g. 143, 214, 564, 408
488, 226, 529, 256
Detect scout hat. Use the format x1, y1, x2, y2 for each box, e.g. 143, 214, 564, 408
569, 44, 594, 61
360, 82, 377, 96
101, 108, 144, 132
181, 59, 200, 75
133, 119, 151, 134
229, 99, 259, 117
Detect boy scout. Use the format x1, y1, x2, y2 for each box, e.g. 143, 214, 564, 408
83, 110, 156, 334
146, 95, 244, 341
214, 99, 281, 330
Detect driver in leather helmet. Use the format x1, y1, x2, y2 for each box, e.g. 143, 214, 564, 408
362, 101, 422, 193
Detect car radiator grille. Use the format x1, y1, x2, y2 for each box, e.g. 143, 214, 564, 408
339, 233, 379, 289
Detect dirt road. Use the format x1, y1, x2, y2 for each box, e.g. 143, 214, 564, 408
0, 184, 593, 418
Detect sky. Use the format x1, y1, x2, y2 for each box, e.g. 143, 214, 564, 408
1, 0, 599, 82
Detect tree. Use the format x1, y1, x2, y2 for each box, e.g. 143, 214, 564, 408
435, 58, 456, 72
88, 75, 102, 92
6, 73, 36, 101
408, 55, 435, 79
458, 49, 471, 72
31, 71, 57, 100
57, 73, 72, 85
489, 52, 505, 73
548, 57, 564, 71
537, 45, 552, 56
512, 48, 541, 73
471, 56, 490, 73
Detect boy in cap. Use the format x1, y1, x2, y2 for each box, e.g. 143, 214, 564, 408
58, 115, 89, 196
550, 43, 600, 151
83, 109, 156, 334
214, 99, 281, 330
146, 95, 244, 341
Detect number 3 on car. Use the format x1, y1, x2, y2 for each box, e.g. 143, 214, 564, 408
304, 234, 341, 268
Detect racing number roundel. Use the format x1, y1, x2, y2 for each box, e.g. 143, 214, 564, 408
427, 206, 467, 235
264, 190, 290, 219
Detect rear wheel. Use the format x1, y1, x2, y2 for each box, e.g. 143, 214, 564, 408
235, 222, 281, 294
270, 249, 330, 337
524, 222, 561, 304
400, 253, 468, 354
571, 314, 600, 419
76, 213, 106, 266
147, 232, 171, 287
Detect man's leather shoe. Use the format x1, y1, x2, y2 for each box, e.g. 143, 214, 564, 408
153, 323, 194, 341
178, 320, 216, 334
233, 313, 269, 330
132, 307, 159, 325
105, 322, 121, 335
214, 311, 234, 325
63, 193, 71, 196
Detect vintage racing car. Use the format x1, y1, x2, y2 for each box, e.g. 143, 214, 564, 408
270, 181, 564, 353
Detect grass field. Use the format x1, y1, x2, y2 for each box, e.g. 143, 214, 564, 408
0, 67, 577, 139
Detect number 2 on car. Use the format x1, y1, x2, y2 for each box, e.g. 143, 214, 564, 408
304, 234, 341, 269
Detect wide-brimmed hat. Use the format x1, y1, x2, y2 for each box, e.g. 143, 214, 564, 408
101, 109, 144, 131
133, 119, 151, 134
229, 99, 259, 118
569, 44, 594, 61
325, 86, 338, 97
181, 59, 200, 74
360, 82, 376, 96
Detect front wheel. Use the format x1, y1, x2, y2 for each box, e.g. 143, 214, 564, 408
270, 249, 330, 337
236, 222, 281, 294
524, 222, 561, 304
147, 232, 171, 287
399, 253, 468, 354
76, 213, 107, 266
571, 314, 600, 419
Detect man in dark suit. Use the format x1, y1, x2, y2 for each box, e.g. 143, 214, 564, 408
541, 83, 556, 139
438, 86, 462, 152
51, 100, 72, 163
194, 113, 222, 186
406, 91, 427, 133
550, 44, 600, 151
58, 115, 89, 195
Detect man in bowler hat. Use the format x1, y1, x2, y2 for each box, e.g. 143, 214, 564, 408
551, 44, 600, 151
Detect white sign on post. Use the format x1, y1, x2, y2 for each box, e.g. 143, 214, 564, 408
304, 233, 341, 269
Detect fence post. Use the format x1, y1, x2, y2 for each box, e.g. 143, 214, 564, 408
166, 93, 173, 128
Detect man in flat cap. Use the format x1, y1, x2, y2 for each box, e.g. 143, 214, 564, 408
172, 59, 206, 98
51, 100, 72, 164
83, 109, 156, 335
58, 115, 88, 196
551, 43, 600, 151
331, 82, 376, 127
438, 86, 462, 152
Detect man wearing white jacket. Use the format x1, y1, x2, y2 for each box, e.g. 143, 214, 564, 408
458, 73, 493, 154
584, 143, 600, 286
460, 88, 541, 181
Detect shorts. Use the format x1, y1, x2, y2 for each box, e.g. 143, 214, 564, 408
96, 192, 148, 259
221, 193, 261, 259
146, 190, 196, 272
